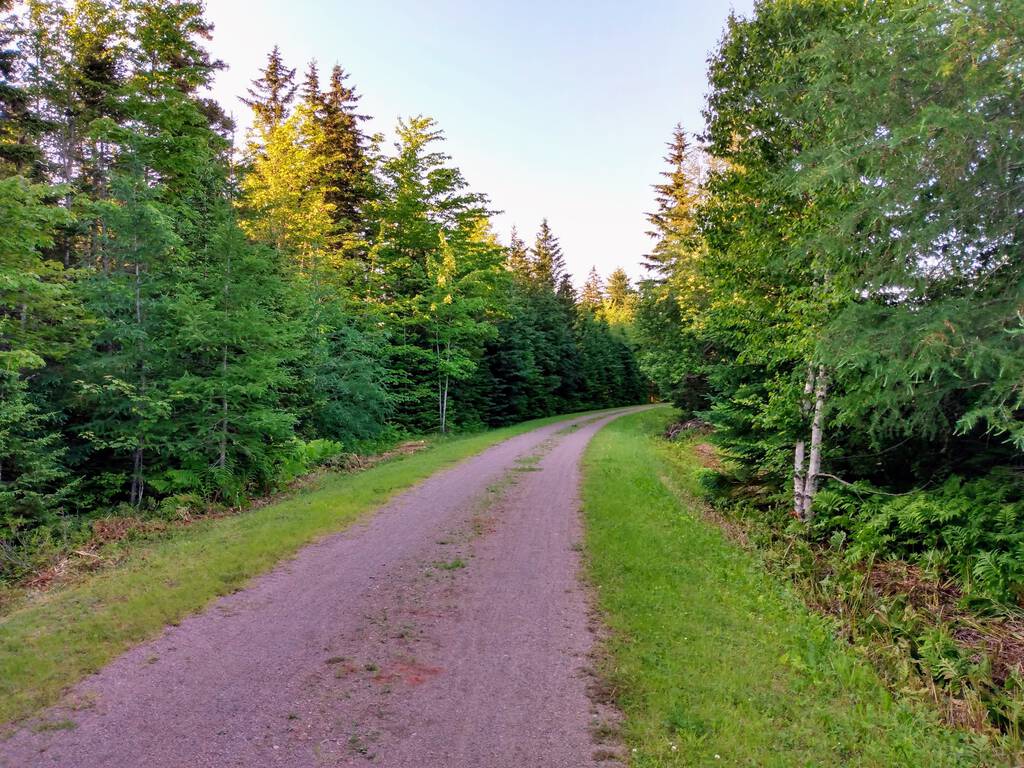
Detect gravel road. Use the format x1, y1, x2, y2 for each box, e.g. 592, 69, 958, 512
2, 408, 641, 767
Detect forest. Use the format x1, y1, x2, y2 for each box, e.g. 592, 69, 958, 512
0, 0, 645, 579
637, 0, 1024, 734
3, 0, 1024, 760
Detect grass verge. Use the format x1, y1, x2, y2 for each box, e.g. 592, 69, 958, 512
0, 409, 595, 726
581, 407, 1004, 766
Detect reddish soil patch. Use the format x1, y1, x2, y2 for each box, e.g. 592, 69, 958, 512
373, 659, 442, 687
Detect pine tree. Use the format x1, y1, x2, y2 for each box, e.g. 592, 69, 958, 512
506, 227, 531, 281
314, 64, 372, 239
603, 267, 636, 326
530, 218, 567, 289
242, 46, 296, 130
580, 267, 604, 310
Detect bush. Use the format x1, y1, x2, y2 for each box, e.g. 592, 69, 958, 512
275, 439, 344, 485
813, 470, 1024, 604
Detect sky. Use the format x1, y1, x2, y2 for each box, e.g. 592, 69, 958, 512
203, 0, 755, 286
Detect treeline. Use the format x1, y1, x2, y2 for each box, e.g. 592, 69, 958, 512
0, 0, 643, 572
638, 0, 1023, 602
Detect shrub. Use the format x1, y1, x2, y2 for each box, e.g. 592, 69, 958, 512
813, 470, 1024, 604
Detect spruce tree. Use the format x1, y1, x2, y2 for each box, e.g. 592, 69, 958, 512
506, 227, 531, 281
530, 218, 567, 289
314, 64, 372, 239
242, 46, 296, 129
603, 267, 636, 325
0, 0, 44, 176
580, 267, 604, 310
644, 124, 702, 275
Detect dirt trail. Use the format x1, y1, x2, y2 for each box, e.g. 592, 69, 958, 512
2, 408, 644, 768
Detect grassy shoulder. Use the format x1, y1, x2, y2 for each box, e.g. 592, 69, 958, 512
581, 408, 1003, 767
0, 410, 593, 726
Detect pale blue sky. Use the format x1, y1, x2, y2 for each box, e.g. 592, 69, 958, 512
204, 0, 754, 284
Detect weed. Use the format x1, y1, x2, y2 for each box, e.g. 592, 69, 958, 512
32, 719, 76, 733
435, 559, 465, 571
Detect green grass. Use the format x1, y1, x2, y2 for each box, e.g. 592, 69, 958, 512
0, 409, 601, 726
581, 408, 1002, 767
435, 558, 466, 571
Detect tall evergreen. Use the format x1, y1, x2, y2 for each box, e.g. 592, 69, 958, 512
315, 64, 372, 239
242, 46, 296, 129
603, 267, 636, 326
579, 267, 603, 310
644, 124, 702, 275
506, 227, 531, 280
0, 0, 44, 176
530, 218, 567, 289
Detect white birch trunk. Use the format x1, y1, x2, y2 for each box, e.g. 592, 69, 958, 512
801, 366, 829, 521
793, 365, 815, 519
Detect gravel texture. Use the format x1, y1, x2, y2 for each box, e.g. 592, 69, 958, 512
1, 409, 641, 767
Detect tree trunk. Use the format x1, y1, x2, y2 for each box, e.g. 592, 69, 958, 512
130, 441, 145, 507
802, 366, 829, 521
131, 256, 146, 507
219, 348, 229, 468
793, 365, 815, 518
441, 373, 450, 434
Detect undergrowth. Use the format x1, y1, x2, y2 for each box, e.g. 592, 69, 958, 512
582, 408, 1007, 766
687, 432, 1024, 749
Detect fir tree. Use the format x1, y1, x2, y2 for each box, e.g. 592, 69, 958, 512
314, 64, 372, 239
0, 0, 44, 176
579, 267, 604, 310
530, 218, 567, 289
644, 124, 703, 275
506, 226, 531, 281
242, 46, 296, 129
603, 267, 636, 325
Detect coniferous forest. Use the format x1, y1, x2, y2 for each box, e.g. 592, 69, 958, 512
4, 0, 1024, 760
0, 1, 644, 577
638, 0, 1023, 599
636, 0, 1024, 730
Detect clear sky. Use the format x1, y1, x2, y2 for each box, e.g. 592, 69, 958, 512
203, 0, 755, 285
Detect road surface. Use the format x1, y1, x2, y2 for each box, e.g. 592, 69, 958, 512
2, 409, 641, 767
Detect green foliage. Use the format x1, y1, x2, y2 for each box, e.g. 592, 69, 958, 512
0, 371, 71, 537
275, 438, 344, 485
0, 5, 646, 576
582, 409, 997, 765
813, 472, 1024, 604
636, 0, 1024, 610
